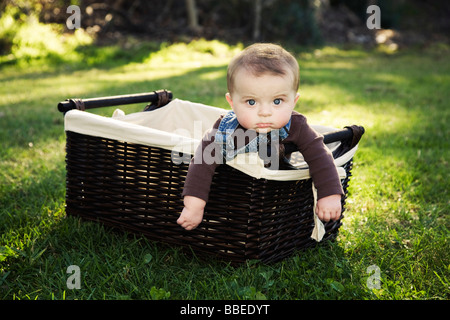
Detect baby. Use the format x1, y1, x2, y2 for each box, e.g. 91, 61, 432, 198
177, 43, 343, 231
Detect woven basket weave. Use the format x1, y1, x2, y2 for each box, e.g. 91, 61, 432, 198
64, 130, 353, 264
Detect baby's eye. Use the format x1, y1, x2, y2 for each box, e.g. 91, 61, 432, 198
273, 98, 282, 105
247, 99, 256, 106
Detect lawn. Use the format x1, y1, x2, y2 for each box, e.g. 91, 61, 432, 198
0, 39, 448, 301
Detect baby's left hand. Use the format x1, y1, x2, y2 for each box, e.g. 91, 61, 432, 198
316, 194, 342, 222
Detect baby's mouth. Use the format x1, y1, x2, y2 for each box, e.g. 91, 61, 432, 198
256, 123, 272, 129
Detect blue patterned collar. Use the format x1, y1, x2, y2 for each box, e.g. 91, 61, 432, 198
214, 111, 291, 161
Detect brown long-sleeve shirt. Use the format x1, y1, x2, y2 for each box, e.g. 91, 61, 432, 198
182, 111, 344, 202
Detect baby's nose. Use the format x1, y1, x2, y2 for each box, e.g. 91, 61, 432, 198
258, 104, 272, 116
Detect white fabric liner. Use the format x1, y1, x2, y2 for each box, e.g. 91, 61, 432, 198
64, 98, 358, 181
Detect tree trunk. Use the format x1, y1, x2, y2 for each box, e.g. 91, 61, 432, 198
185, 0, 200, 32
253, 0, 262, 41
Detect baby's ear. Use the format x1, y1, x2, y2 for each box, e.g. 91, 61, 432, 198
225, 93, 233, 109
294, 92, 300, 104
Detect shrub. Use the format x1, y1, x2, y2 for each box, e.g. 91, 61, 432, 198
0, 4, 92, 66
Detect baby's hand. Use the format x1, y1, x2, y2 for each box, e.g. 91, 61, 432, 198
316, 194, 342, 222
177, 196, 206, 230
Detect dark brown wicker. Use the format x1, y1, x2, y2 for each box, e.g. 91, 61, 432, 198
64, 130, 353, 264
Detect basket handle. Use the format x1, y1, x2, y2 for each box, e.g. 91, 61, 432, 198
323, 126, 363, 144
57, 89, 172, 114
284, 125, 365, 157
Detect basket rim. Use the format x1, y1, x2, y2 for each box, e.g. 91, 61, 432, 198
64, 99, 357, 182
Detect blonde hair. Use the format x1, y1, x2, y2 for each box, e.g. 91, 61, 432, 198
227, 43, 300, 93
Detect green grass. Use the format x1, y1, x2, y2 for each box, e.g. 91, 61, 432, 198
0, 39, 448, 300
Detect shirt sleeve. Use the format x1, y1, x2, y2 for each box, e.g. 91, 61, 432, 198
182, 117, 223, 202
287, 114, 344, 199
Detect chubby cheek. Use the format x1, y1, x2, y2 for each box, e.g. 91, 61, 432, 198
276, 112, 293, 128
236, 115, 254, 129
234, 109, 255, 129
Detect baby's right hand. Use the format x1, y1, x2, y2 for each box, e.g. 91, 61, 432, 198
177, 196, 206, 230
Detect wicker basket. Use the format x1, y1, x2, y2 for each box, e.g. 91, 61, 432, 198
59, 91, 364, 264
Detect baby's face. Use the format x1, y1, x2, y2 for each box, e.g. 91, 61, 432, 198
226, 69, 299, 133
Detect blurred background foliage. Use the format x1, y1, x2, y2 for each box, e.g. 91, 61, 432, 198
0, 0, 449, 66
